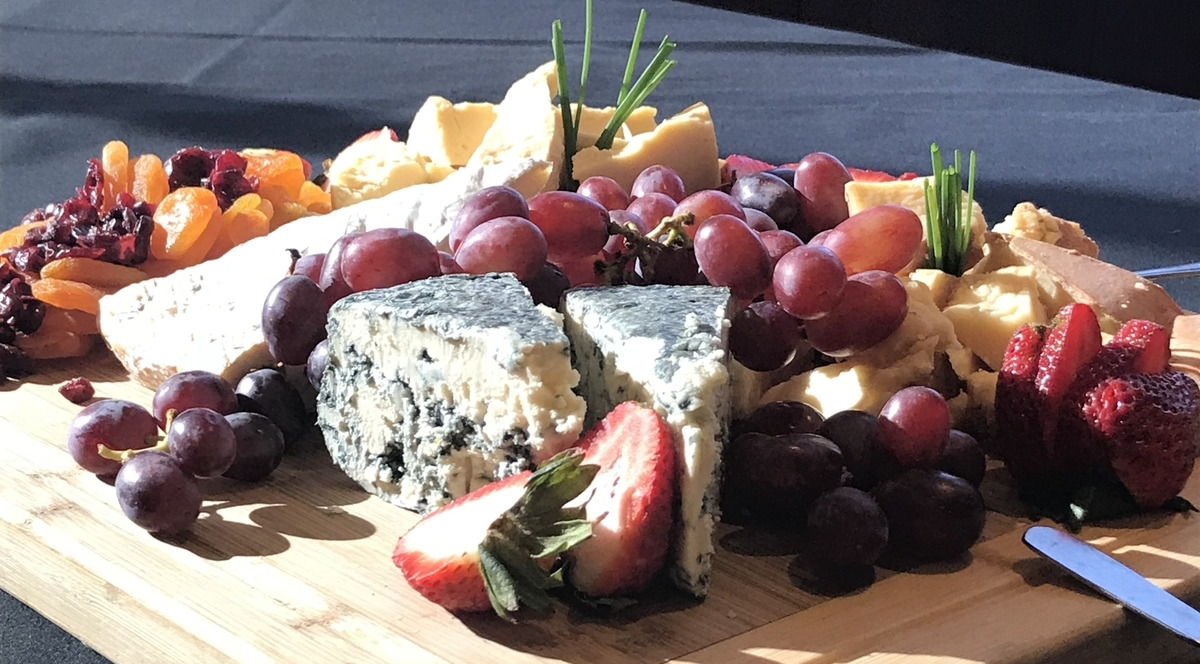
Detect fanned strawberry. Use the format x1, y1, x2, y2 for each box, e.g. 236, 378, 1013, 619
1035, 303, 1103, 464
1082, 371, 1200, 508
721, 154, 775, 183
846, 168, 920, 182
393, 450, 597, 618
1110, 319, 1171, 373
566, 401, 676, 598
995, 322, 1048, 480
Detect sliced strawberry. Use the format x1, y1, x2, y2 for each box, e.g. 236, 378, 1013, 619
721, 154, 776, 183
566, 401, 676, 597
846, 168, 921, 182
393, 450, 596, 618
1035, 303, 1103, 455
1109, 319, 1171, 374
1082, 371, 1200, 508
353, 126, 399, 145
994, 322, 1048, 480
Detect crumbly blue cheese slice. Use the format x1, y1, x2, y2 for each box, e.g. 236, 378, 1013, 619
562, 285, 735, 597
317, 273, 586, 513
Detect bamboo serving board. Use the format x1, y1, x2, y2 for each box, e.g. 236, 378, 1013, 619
5, 318, 1200, 664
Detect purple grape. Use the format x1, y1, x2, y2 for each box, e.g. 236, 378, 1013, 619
236, 368, 309, 448
524, 262, 571, 309
728, 301, 802, 371
67, 399, 159, 477
166, 408, 237, 478
115, 451, 202, 536
731, 171, 801, 232
222, 412, 286, 482
307, 339, 329, 391
262, 275, 330, 366
151, 370, 239, 429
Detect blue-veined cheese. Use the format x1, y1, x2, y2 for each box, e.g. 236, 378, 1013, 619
562, 284, 735, 598
317, 274, 586, 512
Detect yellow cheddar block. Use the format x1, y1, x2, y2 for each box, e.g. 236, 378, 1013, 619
325, 134, 433, 210
942, 265, 1049, 371
467, 61, 565, 192
407, 96, 498, 167
571, 102, 720, 195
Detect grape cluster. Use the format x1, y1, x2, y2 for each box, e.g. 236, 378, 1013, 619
66, 368, 304, 537
724, 387, 986, 583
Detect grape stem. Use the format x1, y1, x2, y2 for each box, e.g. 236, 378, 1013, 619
96, 409, 175, 462
601, 212, 694, 284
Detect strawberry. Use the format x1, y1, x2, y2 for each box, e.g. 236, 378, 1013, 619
1081, 371, 1200, 508
565, 401, 676, 597
1110, 319, 1172, 373
994, 322, 1048, 479
392, 450, 597, 618
721, 154, 776, 183
1035, 303, 1103, 463
846, 168, 920, 182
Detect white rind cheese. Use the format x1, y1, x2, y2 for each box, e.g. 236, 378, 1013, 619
98, 158, 550, 389
317, 274, 586, 512
562, 285, 735, 598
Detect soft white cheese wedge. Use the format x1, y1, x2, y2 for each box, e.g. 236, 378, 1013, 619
562, 284, 735, 598
317, 274, 586, 512
98, 158, 551, 389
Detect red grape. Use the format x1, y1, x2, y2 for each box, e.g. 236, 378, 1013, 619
262, 275, 330, 366
772, 245, 846, 320
729, 301, 801, 371
167, 407, 237, 478
115, 451, 202, 536
626, 192, 677, 232
317, 233, 359, 306
603, 209, 648, 256
526, 191, 610, 260
731, 171, 801, 232
292, 252, 324, 282
631, 165, 686, 202
743, 208, 778, 232
553, 253, 605, 287
693, 214, 772, 301
437, 251, 464, 275
759, 229, 803, 267
673, 190, 746, 232
340, 228, 439, 292
820, 204, 924, 274
449, 185, 529, 252
793, 152, 852, 236
876, 386, 951, 469
577, 176, 630, 211
67, 399, 159, 477
455, 216, 547, 282
152, 370, 239, 429
805, 270, 908, 357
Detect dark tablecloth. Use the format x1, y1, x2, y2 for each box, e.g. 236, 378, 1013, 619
1, 2, 1198, 662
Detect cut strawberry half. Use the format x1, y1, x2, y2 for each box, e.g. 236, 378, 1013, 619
721, 154, 776, 183
1035, 303, 1103, 454
392, 450, 597, 619
846, 167, 919, 182
566, 401, 677, 598
1109, 318, 1172, 374
995, 322, 1048, 480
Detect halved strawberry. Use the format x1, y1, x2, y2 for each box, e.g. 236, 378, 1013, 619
846, 167, 919, 182
1083, 371, 1200, 508
1109, 319, 1172, 374
721, 154, 776, 183
392, 450, 597, 618
995, 322, 1048, 480
1035, 303, 1103, 458
566, 401, 676, 598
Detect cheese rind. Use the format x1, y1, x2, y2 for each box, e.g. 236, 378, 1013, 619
99, 158, 551, 389
562, 284, 735, 597
317, 274, 586, 512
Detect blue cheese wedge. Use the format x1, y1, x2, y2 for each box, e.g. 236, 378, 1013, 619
562, 285, 735, 598
317, 274, 586, 513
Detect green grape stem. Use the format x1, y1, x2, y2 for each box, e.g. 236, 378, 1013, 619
96, 408, 174, 462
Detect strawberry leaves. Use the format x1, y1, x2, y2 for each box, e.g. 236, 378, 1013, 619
477, 448, 598, 620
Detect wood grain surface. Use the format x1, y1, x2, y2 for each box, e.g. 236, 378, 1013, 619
4, 318, 1200, 664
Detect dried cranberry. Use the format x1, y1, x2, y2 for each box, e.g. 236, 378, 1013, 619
165, 146, 211, 190
58, 376, 95, 404
79, 158, 105, 209
207, 169, 258, 209
207, 149, 247, 174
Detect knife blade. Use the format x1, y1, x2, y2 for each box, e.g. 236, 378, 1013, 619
1023, 525, 1200, 645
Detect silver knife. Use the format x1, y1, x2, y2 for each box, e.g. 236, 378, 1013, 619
1023, 525, 1200, 645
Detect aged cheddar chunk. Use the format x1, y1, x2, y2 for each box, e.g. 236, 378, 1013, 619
317, 274, 586, 512
571, 102, 721, 195
467, 62, 565, 192
406, 96, 498, 167
326, 133, 435, 209
942, 265, 1049, 371
99, 158, 551, 389
563, 285, 735, 597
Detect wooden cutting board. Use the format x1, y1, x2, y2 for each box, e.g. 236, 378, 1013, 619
5, 318, 1200, 664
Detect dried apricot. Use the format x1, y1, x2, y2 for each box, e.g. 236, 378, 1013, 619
150, 187, 220, 260
16, 327, 97, 360
40, 257, 149, 288
298, 180, 332, 215
101, 140, 131, 209
41, 305, 100, 336
0, 221, 44, 252
208, 194, 270, 259
131, 153, 169, 205
241, 149, 306, 199
30, 278, 113, 316
168, 204, 226, 268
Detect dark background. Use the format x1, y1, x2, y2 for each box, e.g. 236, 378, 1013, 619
695, 0, 1200, 100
